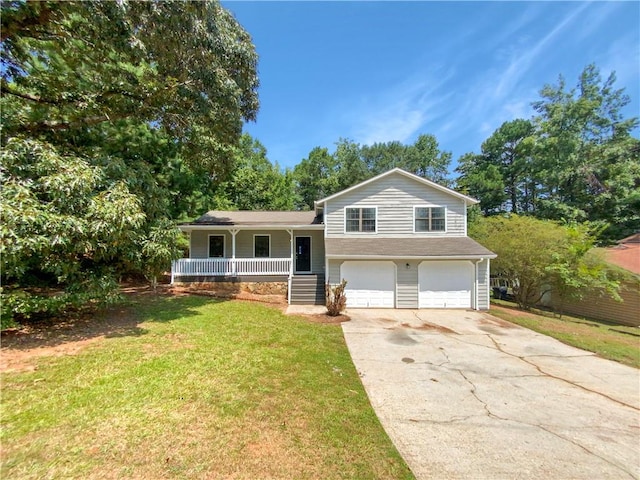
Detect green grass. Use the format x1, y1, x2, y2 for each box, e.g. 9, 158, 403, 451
1, 296, 414, 479
490, 301, 640, 368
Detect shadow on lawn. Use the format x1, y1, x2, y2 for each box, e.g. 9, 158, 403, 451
1, 290, 220, 352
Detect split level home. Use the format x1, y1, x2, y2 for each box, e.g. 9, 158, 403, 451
172, 168, 497, 310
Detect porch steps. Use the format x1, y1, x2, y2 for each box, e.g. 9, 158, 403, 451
290, 274, 326, 305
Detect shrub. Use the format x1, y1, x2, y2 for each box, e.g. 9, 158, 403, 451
326, 280, 347, 316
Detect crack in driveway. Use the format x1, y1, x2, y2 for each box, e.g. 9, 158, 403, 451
343, 310, 640, 479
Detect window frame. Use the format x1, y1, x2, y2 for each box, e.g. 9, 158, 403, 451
413, 206, 447, 233
344, 206, 378, 234
208, 234, 226, 258
253, 234, 271, 258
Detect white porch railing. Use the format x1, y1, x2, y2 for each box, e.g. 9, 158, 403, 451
171, 257, 292, 281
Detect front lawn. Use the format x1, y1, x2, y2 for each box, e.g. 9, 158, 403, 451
1, 295, 414, 479
490, 301, 640, 368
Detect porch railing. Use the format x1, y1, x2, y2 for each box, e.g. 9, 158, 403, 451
171, 257, 292, 281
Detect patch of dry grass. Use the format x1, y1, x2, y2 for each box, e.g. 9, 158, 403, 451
1, 296, 413, 479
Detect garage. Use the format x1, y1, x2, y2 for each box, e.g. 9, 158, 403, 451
419, 261, 473, 308
341, 261, 395, 308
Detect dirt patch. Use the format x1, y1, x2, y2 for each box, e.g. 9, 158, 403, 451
0, 300, 144, 373
400, 322, 456, 334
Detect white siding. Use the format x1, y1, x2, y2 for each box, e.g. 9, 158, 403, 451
396, 260, 419, 308
190, 231, 232, 258
475, 258, 490, 310
328, 259, 343, 285
325, 173, 466, 237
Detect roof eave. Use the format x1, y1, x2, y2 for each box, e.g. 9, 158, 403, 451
179, 224, 325, 231
325, 254, 497, 260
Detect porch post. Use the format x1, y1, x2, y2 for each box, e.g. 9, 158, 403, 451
231, 229, 238, 276
287, 229, 293, 305
287, 229, 294, 276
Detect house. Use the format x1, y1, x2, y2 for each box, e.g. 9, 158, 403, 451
549, 233, 640, 326
172, 168, 497, 310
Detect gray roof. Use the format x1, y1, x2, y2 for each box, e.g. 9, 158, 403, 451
188, 210, 321, 226
325, 237, 496, 258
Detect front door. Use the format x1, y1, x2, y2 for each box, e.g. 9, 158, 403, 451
295, 236, 311, 273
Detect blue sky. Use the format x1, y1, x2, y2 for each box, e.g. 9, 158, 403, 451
223, 1, 640, 172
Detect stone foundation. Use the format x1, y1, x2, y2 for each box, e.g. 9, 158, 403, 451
177, 281, 288, 297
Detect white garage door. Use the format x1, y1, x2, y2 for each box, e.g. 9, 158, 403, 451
419, 261, 473, 308
341, 261, 395, 308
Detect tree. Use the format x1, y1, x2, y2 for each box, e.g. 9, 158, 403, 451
455, 120, 535, 214
532, 64, 639, 235
293, 147, 339, 210
457, 64, 639, 242
1, 0, 259, 171
470, 215, 619, 310
362, 134, 451, 185
456, 152, 507, 214
213, 134, 296, 211
0, 0, 259, 322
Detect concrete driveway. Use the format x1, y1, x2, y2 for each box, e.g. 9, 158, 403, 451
342, 309, 640, 480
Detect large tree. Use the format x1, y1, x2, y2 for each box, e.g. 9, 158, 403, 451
1, 0, 259, 170
456, 64, 639, 242
0, 0, 259, 323
532, 64, 639, 233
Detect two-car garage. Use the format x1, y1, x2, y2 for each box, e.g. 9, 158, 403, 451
339, 260, 475, 309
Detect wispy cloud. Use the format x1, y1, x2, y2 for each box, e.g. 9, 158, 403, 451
338, 67, 455, 146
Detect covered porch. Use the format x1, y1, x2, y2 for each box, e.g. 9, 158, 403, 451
171, 217, 325, 282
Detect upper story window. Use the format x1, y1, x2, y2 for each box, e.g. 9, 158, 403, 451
346, 207, 376, 233
208, 235, 225, 257
415, 206, 446, 232
254, 234, 271, 258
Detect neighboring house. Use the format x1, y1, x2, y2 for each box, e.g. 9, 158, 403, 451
550, 233, 640, 327
172, 168, 497, 310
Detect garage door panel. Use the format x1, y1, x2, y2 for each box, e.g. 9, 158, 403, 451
341, 261, 395, 308
419, 261, 473, 309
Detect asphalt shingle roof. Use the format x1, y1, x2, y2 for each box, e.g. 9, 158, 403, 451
325, 237, 496, 258
189, 210, 321, 226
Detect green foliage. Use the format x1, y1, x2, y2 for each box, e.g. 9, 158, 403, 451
293, 135, 452, 210
1, 276, 121, 325
0, 1, 259, 322
470, 215, 620, 310
212, 134, 296, 211
326, 280, 348, 316
1, 0, 259, 171
456, 64, 639, 243
140, 221, 185, 291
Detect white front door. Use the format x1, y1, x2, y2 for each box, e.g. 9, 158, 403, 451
341, 261, 395, 308
419, 261, 473, 308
